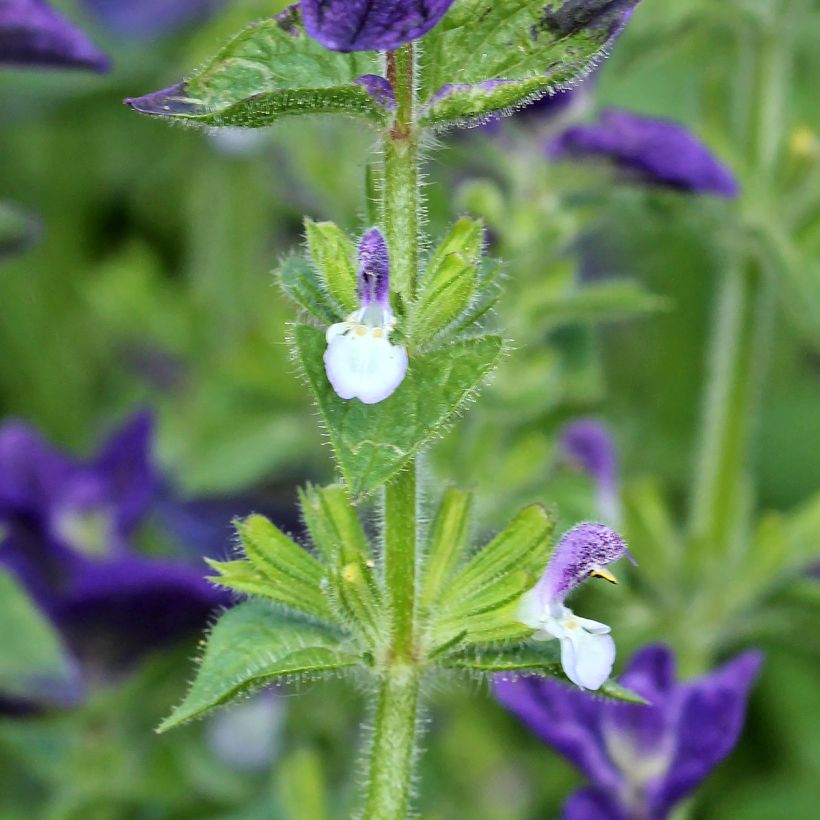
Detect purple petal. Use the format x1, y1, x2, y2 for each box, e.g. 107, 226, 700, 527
562, 787, 627, 820
536, 522, 632, 604
357, 227, 390, 308
650, 651, 763, 815
539, 0, 638, 41
54, 557, 228, 669
0, 0, 109, 71
494, 676, 621, 791
124, 82, 205, 117
301, 0, 456, 52
93, 411, 157, 536
354, 74, 395, 108
80, 0, 221, 41
550, 109, 740, 197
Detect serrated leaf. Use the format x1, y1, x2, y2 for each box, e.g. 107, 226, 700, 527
419, 0, 639, 127
159, 601, 359, 732
126, 8, 387, 128
292, 324, 504, 500
0, 570, 80, 705
439, 643, 648, 704
305, 219, 358, 315
277, 254, 342, 324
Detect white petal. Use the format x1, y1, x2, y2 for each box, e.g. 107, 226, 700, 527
324, 331, 408, 405
518, 587, 544, 630
559, 627, 616, 690
326, 322, 350, 343
573, 615, 612, 635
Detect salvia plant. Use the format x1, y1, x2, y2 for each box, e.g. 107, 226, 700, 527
121, 1, 648, 814
108, 0, 819, 817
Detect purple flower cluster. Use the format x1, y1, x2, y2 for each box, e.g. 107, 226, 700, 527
0, 0, 108, 71
0, 413, 226, 688
496, 645, 762, 819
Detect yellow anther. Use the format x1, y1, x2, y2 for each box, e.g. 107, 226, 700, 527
589, 566, 619, 585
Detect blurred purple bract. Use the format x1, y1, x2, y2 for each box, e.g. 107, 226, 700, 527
550, 109, 740, 197
0, 0, 109, 70
496, 644, 762, 819
80, 0, 222, 41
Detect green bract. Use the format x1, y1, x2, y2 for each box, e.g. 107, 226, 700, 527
125, 8, 388, 128
419, 0, 639, 127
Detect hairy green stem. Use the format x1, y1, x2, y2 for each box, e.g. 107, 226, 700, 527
364, 666, 421, 819
363, 45, 423, 820
383, 44, 419, 301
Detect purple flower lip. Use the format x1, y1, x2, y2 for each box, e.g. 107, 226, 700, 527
300, 0, 456, 52
496, 644, 763, 819
0, 0, 110, 72
356, 227, 391, 308
550, 109, 740, 197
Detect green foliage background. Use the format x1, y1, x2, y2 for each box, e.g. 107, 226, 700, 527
1, 0, 819, 817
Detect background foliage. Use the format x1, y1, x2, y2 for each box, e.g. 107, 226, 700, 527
1, 0, 819, 817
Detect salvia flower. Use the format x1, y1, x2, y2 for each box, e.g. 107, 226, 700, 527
496, 644, 762, 819
324, 227, 408, 405
0, 0, 109, 71
300, 0, 456, 52
559, 419, 620, 525
519, 523, 633, 690
0, 412, 225, 677
549, 109, 740, 197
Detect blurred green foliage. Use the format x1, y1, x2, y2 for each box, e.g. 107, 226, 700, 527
2, 0, 820, 817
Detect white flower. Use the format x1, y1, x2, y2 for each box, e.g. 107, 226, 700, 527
324, 306, 408, 405
323, 227, 408, 405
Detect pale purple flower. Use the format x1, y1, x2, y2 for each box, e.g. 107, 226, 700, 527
300, 0, 456, 52
496, 644, 762, 819
519, 523, 633, 690
550, 109, 740, 197
559, 419, 620, 525
80, 0, 221, 40
324, 227, 408, 405
0, 0, 109, 71
0, 412, 226, 676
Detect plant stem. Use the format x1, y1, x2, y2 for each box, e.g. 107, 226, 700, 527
383, 44, 420, 301
363, 44, 423, 820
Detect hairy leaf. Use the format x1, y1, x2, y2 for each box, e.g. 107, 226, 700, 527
277, 254, 343, 324
292, 325, 504, 500
419, 0, 639, 127
158, 601, 359, 731
305, 219, 359, 315
126, 8, 387, 128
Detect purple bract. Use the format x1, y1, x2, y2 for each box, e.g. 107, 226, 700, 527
549, 109, 740, 197
0, 0, 109, 71
496, 644, 762, 819
300, 0, 456, 52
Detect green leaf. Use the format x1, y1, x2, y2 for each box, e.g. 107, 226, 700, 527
419, 0, 639, 127
432, 505, 555, 645
439, 643, 648, 704
305, 219, 359, 315
425, 218, 484, 274
277, 253, 343, 324
298, 483, 372, 564
210, 515, 334, 622
420, 487, 474, 611
292, 324, 504, 500
0, 570, 78, 703
126, 8, 387, 128
158, 601, 360, 732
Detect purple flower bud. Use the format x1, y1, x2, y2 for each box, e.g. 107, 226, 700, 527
300, 0, 456, 52
496, 644, 762, 819
549, 109, 740, 197
356, 227, 391, 308
0, 0, 109, 71
559, 419, 620, 524
536, 522, 631, 605
354, 74, 395, 108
